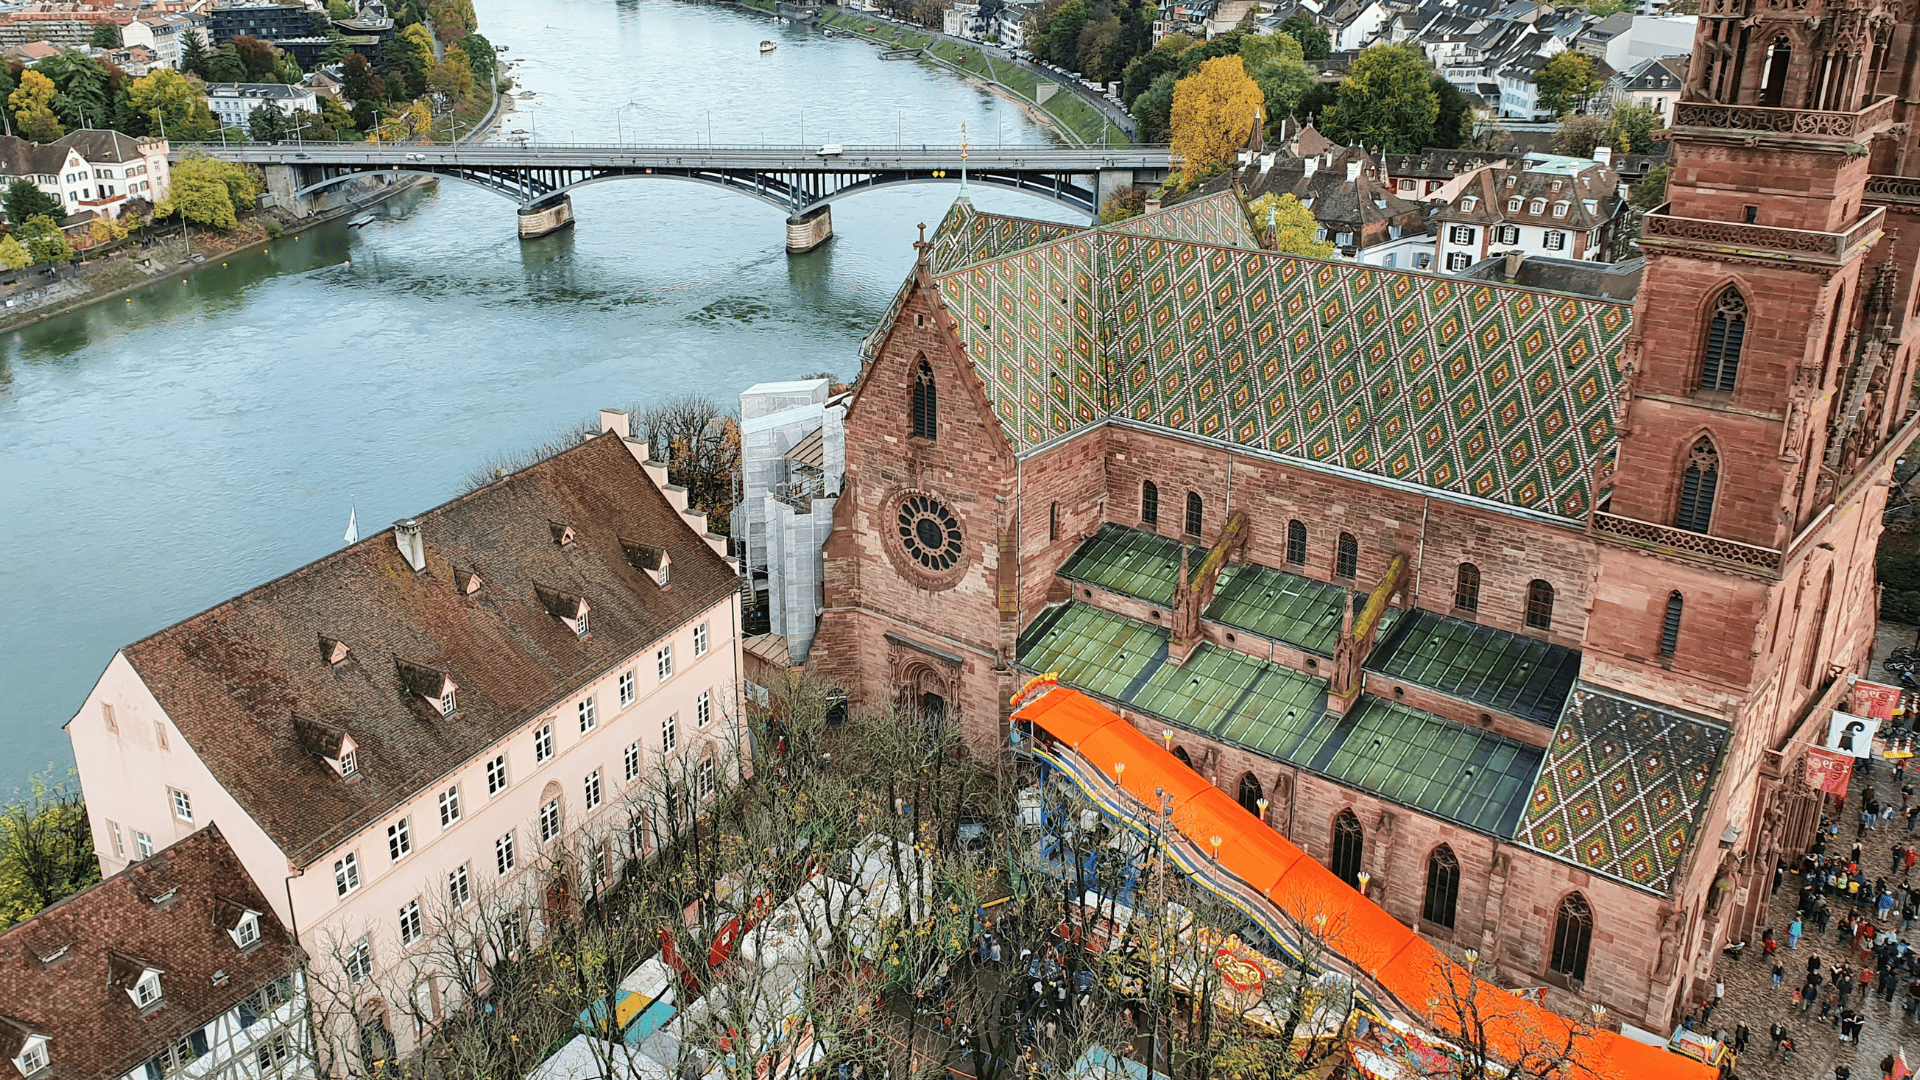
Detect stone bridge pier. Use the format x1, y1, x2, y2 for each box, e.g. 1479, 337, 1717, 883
518, 194, 575, 239
786, 206, 832, 254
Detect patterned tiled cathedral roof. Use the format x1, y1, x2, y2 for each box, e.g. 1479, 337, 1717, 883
1515, 684, 1728, 894
918, 192, 1636, 521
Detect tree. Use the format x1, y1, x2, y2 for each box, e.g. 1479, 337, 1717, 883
1133, 69, 1177, 142
179, 30, 213, 80
17, 215, 72, 266
3, 178, 61, 225
1431, 74, 1473, 148
1239, 30, 1304, 69
0, 772, 98, 930
387, 22, 435, 99
35, 51, 110, 131
230, 35, 279, 81
129, 68, 214, 141
458, 32, 495, 85
313, 96, 355, 138
428, 0, 476, 45
1605, 100, 1662, 154
633, 395, 741, 534
1170, 55, 1264, 177
340, 51, 384, 104
207, 42, 247, 83
328, 0, 355, 18
247, 102, 289, 142
1099, 184, 1147, 223
1629, 163, 1670, 210
1278, 13, 1329, 61
1586, 0, 1633, 13
1322, 44, 1438, 153
372, 98, 430, 142
160, 156, 260, 227
320, 30, 353, 66
0, 235, 29, 270
1249, 55, 1316, 136
1535, 50, 1601, 118
1246, 192, 1335, 257
10, 70, 62, 142
89, 20, 119, 48
429, 46, 475, 101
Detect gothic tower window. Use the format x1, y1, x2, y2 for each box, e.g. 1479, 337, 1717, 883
1336, 533, 1358, 579
1141, 481, 1158, 525
910, 359, 937, 439
1185, 492, 1202, 536
1660, 592, 1684, 658
1675, 436, 1720, 534
1760, 36, 1790, 108
1330, 809, 1363, 888
1526, 580, 1555, 630
1048, 502, 1059, 542
1454, 564, 1480, 612
1286, 520, 1307, 565
1549, 892, 1594, 981
1237, 773, 1263, 816
1700, 289, 1747, 394
1423, 845, 1460, 929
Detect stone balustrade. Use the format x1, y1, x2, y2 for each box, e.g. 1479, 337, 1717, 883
1671, 94, 1897, 140
1640, 204, 1884, 262
1591, 511, 1784, 572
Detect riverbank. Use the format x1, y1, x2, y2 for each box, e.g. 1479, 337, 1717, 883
728, 0, 1130, 148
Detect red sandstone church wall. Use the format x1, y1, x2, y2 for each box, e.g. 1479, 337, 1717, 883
1583, 549, 1768, 717
1406, 500, 1594, 652
1017, 429, 1113, 617
1666, 147, 1874, 234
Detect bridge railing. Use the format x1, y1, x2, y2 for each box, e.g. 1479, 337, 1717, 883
199, 140, 1173, 153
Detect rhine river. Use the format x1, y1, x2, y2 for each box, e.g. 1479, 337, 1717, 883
0, 0, 1079, 790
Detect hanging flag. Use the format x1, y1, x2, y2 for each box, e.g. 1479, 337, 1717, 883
343, 505, 358, 544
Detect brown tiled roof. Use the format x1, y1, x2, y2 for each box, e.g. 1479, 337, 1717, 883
0, 825, 302, 1080
54, 128, 154, 164
117, 433, 737, 866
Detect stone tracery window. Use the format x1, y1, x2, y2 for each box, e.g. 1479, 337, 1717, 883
1330, 809, 1363, 888
1549, 892, 1593, 981
1423, 845, 1460, 929
1142, 480, 1158, 525
911, 358, 937, 439
897, 494, 963, 572
1675, 435, 1719, 534
1699, 289, 1746, 394
1455, 563, 1480, 612
1526, 580, 1554, 630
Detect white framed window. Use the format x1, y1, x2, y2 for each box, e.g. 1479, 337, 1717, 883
1446, 252, 1471, 271
346, 937, 372, 983
1448, 225, 1474, 245
16, 1038, 48, 1075
340, 748, 359, 778
698, 758, 715, 802
540, 799, 561, 843
657, 644, 674, 680
534, 723, 554, 764
136, 832, 153, 859
585, 769, 602, 811
619, 669, 635, 707
399, 899, 422, 946
486, 754, 508, 795
1458, 195, 1476, 210
1545, 230, 1566, 251
697, 690, 712, 728
693, 622, 709, 656
578, 696, 596, 734
441, 689, 457, 717
132, 969, 163, 1007
1496, 225, 1519, 244
1528, 198, 1545, 214
387, 817, 412, 861
170, 788, 192, 822
448, 864, 471, 907
496, 831, 516, 874
625, 742, 641, 782
1553, 202, 1569, 217
438, 785, 461, 827
154, 1034, 199, 1074
576, 608, 590, 639
662, 714, 678, 754
255, 1032, 292, 1071
107, 820, 124, 859
232, 911, 260, 949
333, 852, 360, 896
1505, 198, 1520, 212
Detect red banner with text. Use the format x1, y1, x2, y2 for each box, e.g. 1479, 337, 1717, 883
1806, 746, 1854, 797
1854, 681, 1902, 722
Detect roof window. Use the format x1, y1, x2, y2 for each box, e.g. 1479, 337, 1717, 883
534, 584, 592, 639
620, 538, 672, 588
1459, 196, 1477, 211
293, 716, 359, 776
11, 1034, 49, 1077
319, 636, 350, 666
550, 520, 576, 547
455, 566, 483, 596
229, 908, 262, 950
1554, 202, 1570, 217
395, 660, 458, 717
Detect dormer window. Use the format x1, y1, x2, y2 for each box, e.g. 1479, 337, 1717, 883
12, 1035, 48, 1077
230, 909, 262, 950
132, 968, 163, 1008
319, 636, 350, 666
441, 690, 456, 717
534, 584, 592, 637
576, 608, 590, 639
1554, 202, 1570, 217
1528, 198, 1545, 214
1504, 175, 1516, 187
340, 747, 359, 778
1506, 198, 1521, 212
455, 566, 482, 596
396, 659, 457, 717
1459, 196, 1477, 211
1551, 179, 1562, 192
550, 520, 575, 547
619, 538, 671, 588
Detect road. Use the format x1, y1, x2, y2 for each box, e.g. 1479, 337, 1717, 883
196, 142, 1172, 172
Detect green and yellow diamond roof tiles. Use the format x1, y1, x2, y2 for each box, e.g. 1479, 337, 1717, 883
1515, 684, 1728, 895
924, 193, 1634, 521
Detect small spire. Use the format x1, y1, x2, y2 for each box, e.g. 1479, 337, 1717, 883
913, 221, 930, 268
959, 122, 970, 199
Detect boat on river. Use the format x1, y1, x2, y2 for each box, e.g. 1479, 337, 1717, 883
760, 40, 777, 52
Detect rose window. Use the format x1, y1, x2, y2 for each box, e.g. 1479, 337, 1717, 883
897, 495, 963, 572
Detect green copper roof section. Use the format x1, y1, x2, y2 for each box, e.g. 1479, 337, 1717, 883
1056, 523, 1206, 607
1364, 607, 1580, 724
1016, 601, 1543, 837
1207, 561, 1399, 656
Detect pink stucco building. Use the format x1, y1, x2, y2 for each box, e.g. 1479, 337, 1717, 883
67, 413, 745, 1069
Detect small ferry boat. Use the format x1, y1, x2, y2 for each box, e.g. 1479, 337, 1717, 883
759, 40, 777, 52
347, 213, 376, 228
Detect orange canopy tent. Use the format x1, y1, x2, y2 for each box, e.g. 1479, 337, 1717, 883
1012, 685, 1713, 1080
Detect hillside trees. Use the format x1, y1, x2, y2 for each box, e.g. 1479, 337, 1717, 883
128, 68, 215, 141
10, 70, 63, 142
1536, 50, 1601, 117
2, 178, 61, 225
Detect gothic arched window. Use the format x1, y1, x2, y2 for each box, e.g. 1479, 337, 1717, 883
1700, 289, 1746, 393
1238, 773, 1264, 816
911, 359, 937, 439
1423, 845, 1460, 929
1455, 563, 1481, 612
1336, 533, 1358, 579
1330, 810, 1364, 888
1676, 436, 1719, 534
1526, 580, 1555, 630
1286, 520, 1307, 565
1141, 480, 1159, 526
1185, 491, 1203, 536
1549, 892, 1594, 981
1660, 592, 1684, 658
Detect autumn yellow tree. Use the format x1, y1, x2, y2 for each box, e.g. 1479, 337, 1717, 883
1170, 55, 1264, 177
10, 70, 62, 143
372, 99, 432, 143
1246, 192, 1334, 258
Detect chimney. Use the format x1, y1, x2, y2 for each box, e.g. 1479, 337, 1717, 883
1346, 159, 1362, 182
393, 519, 426, 572
1503, 249, 1523, 279
1259, 152, 1275, 173
1593, 144, 1613, 166
599, 408, 630, 438
1145, 195, 1161, 214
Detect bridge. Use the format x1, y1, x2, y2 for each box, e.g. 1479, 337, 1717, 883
199, 142, 1172, 250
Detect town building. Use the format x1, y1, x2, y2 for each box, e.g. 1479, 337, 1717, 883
1431, 150, 1624, 269
0, 130, 169, 219
67, 417, 746, 1069
0, 824, 307, 1080
208, 0, 322, 47
805, 0, 1920, 1035
123, 12, 208, 71
734, 379, 847, 663
1614, 55, 1686, 124
204, 82, 319, 130
99, 44, 160, 75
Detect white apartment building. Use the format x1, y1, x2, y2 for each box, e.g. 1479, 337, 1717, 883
0, 130, 169, 219
205, 82, 319, 129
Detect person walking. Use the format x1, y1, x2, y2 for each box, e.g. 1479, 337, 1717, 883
1733, 1021, 1750, 1053
1775, 959, 1788, 988
1769, 1021, 1787, 1056
1792, 917, 1804, 949
1909, 802, 1918, 830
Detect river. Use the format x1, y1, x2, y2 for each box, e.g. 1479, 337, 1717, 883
0, 0, 1080, 791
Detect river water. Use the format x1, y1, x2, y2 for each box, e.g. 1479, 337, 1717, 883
0, 0, 1078, 790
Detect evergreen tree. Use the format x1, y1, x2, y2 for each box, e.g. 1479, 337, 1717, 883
207, 43, 247, 83
89, 20, 119, 48
1430, 75, 1472, 148
180, 31, 213, 80
246, 102, 287, 142
2, 178, 61, 225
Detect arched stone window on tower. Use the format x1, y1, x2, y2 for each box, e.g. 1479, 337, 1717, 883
1675, 436, 1719, 534
1526, 580, 1555, 630
1423, 845, 1460, 929
1660, 592, 1684, 658
1238, 773, 1263, 816
1699, 289, 1746, 394
1454, 563, 1480, 612
1330, 809, 1364, 887
910, 358, 937, 439
1549, 892, 1594, 982
1760, 36, 1791, 108
1141, 480, 1159, 525
1185, 491, 1203, 536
